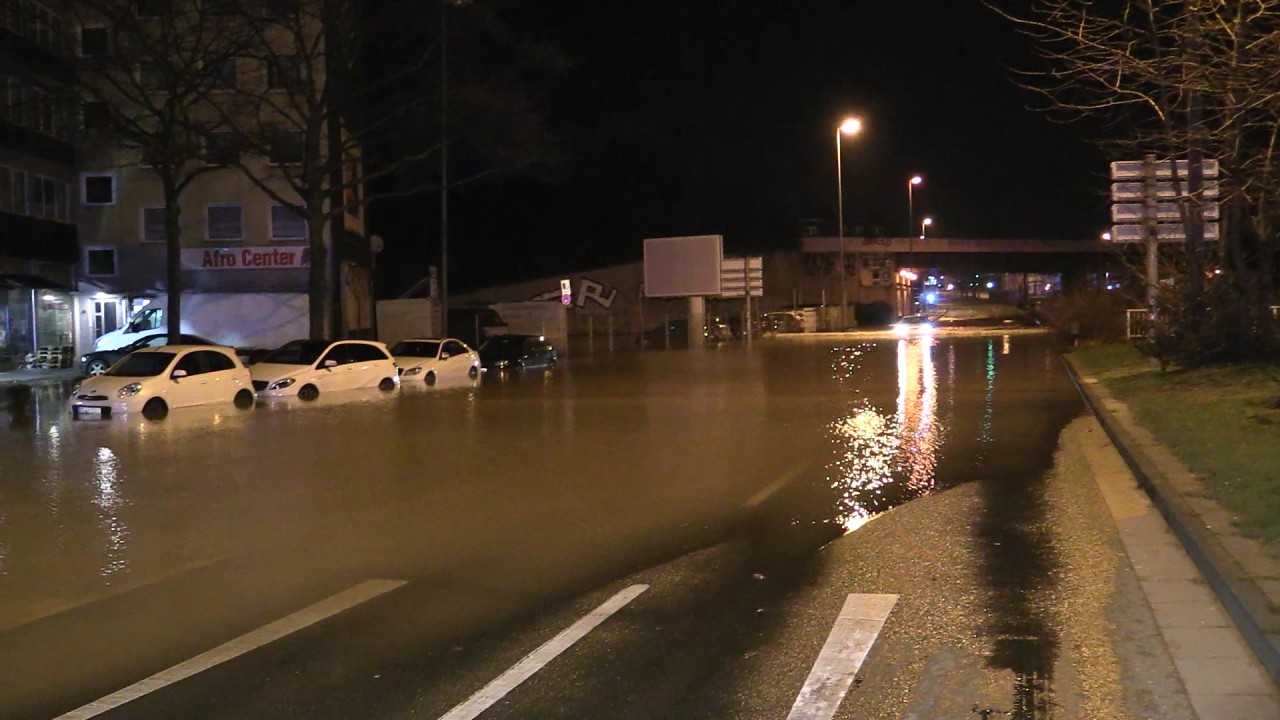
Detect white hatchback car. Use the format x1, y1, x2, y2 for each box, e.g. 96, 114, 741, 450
250, 339, 400, 401
68, 345, 255, 420
391, 337, 480, 386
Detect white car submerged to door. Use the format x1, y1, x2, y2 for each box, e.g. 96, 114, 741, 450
250, 339, 400, 401
392, 338, 480, 386
68, 345, 255, 420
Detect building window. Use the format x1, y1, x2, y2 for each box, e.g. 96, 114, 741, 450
139, 62, 165, 91
268, 55, 305, 92
85, 248, 117, 277
261, 0, 299, 17
28, 175, 58, 219
208, 57, 237, 89
80, 26, 111, 56
135, 0, 167, 18
268, 130, 304, 165
203, 0, 238, 16
10, 169, 25, 214
142, 207, 166, 243
206, 204, 243, 241
270, 204, 306, 240
82, 173, 116, 206
83, 101, 111, 131
0, 167, 11, 213
204, 130, 240, 164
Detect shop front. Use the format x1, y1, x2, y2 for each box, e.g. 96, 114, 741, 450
0, 275, 76, 370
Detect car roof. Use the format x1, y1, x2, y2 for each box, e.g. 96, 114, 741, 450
134, 344, 234, 353
398, 337, 446, 343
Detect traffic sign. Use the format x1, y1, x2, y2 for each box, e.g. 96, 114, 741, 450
719, 257, 763, 297
1108, 223, 1220, 243
1111, 180, 1219, 201
1110, 158, 1219, 180
560, 278, 572, 306
1111, 202, 1219, 223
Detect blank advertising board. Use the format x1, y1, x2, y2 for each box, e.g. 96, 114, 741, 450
643, 235, 723, 298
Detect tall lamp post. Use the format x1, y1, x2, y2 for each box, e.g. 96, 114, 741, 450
835, 116, 862, 330
920, 215, 933, 240
907, 175, 922, 236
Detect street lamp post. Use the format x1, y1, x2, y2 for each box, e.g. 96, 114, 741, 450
835, 116, 862, 330
439, 0, 450, 337
907, 175, 922, 236
920, 215, 933, 240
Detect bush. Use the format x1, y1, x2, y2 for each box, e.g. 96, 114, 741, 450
1034, 290, 1132, 344
1141, 270, 1278, 367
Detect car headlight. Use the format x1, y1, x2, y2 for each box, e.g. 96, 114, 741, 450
268, 378, 296, 391
117, 383, 143, 398
494, 359, 510, 369
79, 355, 88, 363
403, 366, 422, 376
70, 382, 81, 395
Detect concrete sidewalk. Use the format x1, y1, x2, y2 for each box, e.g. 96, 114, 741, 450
1064, 355, 1280, 713
0, 367, 81, 386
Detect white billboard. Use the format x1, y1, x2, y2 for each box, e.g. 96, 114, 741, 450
643, 235, 723, 297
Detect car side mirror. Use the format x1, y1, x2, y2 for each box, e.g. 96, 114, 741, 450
323, 359, 337, 368
171, 369, 188, 379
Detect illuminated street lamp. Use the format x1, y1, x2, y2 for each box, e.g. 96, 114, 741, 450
835, 116, 862, 329
920, 215, 934, 240
907, 175, 922, 236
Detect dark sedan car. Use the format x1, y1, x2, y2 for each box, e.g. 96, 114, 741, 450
80, 333, 214, 375
477, 334, 558, 370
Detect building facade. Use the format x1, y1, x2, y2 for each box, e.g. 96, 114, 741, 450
0, 0, 79, 369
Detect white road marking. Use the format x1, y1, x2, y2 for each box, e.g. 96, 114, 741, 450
54, 579, 406, 720
439, 584, 649, 720
786, 593, 899, 720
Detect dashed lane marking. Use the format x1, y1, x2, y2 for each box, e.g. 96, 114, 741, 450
53, 579, 407, 720
786, 593, 899, 720
439, 584, 649, 720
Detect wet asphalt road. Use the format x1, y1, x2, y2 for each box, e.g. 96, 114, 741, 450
0, 332, 1183, 718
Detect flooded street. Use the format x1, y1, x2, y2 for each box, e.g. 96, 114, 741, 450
0, 332, 1112, 719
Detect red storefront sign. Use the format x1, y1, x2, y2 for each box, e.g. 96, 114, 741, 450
181, 246, 310, 270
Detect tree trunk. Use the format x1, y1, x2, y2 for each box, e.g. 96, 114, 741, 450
163, 180, 183, 339
307, 199, 329, 340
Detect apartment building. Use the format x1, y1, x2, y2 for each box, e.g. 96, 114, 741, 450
0, 0, 79, 368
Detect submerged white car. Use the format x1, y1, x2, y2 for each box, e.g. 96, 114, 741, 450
68, 345, 255, 420
391, 337, 480, 386
250, 339, 400, 401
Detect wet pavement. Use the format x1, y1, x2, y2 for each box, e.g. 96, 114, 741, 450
0, 332, 1217, 718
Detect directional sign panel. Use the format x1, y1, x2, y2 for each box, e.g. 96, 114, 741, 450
1110, 158, 1219, 180
720, 257, 763, 297
1108, 222, 1219, 243
1111, 180, 1219, 201
1111, 203, 1220, 222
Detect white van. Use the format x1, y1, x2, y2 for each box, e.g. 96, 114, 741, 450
94, 293, 309, 352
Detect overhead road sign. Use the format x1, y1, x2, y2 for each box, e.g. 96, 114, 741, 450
1111, 180, 1219, 201
1108, 223, 1219, 243
1111, 203, 1220, 223
1110, 158, 1219, 180
643, 235, 724, 298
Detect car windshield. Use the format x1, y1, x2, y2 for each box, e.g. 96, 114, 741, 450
260, 340, 330, 365
106, 352, 175, 377
391, 341, 440, 358
480, 336, 526, 355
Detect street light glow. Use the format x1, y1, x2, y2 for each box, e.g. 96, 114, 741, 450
839, 117, 863, 136
910, 175, 923, 185
922, 217, 933, 227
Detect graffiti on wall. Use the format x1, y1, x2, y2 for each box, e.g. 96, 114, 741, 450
531, 278, 619, 309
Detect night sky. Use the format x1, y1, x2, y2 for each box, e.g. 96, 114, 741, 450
374, 1, 1110, 296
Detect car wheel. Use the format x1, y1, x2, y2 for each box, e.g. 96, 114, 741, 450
468, 366, 478, 380
298, 384, 320, 401
379, 377, 397, 392
142, 397, 168, 420
86, 359, 109, 376
424, 371, 437, 386
233, 389, 254, 410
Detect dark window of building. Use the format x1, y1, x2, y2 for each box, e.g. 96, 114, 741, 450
206, 204, 242, 241
86, 249, 117, 276
139, 62, 165, 91
268, 130, 303, 165
142, 207, 166, 243
203, 0, 238, 16
270, 204, 306, 240
135, 0, 167, 18
82, 174, 116, 205
83, 101, 112, 131
208, 57, 237, 89
268, 55, 304, 92
80, 26, 111, 56
204, 131, 240, 164
261, 0, 299, 17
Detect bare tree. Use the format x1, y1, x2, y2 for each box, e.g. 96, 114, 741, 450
202, 0, 561, 339
67, 0, 254, 338
992, 0, 1280, 362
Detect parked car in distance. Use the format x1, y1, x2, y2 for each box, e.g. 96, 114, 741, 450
68, 345, 254, 420
80, 333, 215, 376
478, 334, 558, 370
250, 339, 399, 400
392, 338, 480, 385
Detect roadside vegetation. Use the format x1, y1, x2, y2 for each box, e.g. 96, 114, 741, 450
1074, 343, 1280, 550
